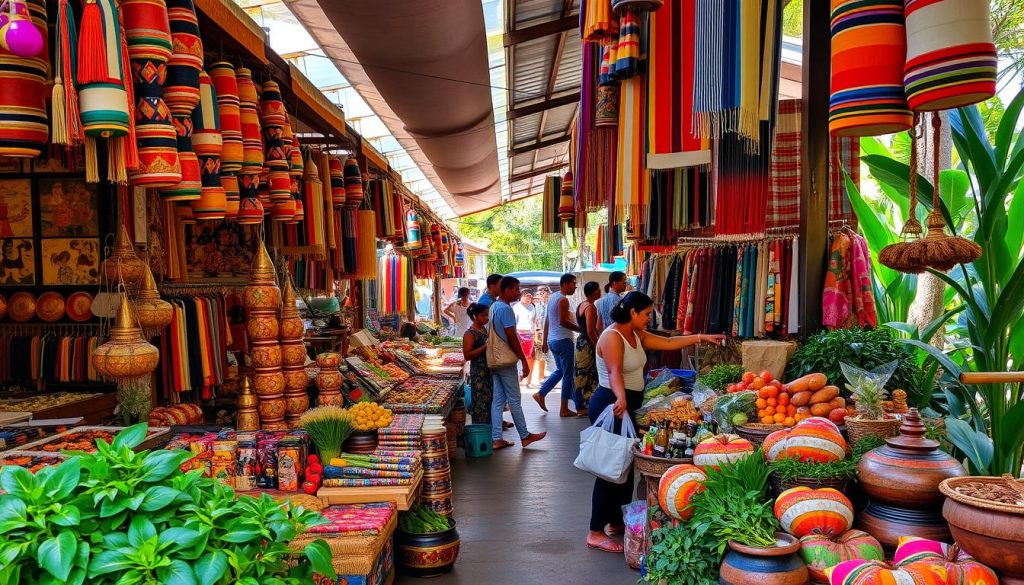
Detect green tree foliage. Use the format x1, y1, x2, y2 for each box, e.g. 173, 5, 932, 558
455, 198, 564, 274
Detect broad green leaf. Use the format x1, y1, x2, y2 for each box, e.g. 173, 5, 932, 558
158, 560, 197, 585
36, 532, 76, 581
303, 539, 336, 579
128, 516, 156, 548
902, 339, 962, 379
945, 417, 993, 474
50, 504, 81, 528
0, 466, 35, 498
158, 527, 202, 553
1004, 179, 1024, 259
984, 258, 1024, 348
141, 450, 192, 483
997, 401, 1024, 461
938, 169, 971, 229
41, 457, 81, 500
921, 306, 965, 345
111, 423, 148, 451
995, 89, 1024, 166
66, 567, 87, 585
104, 532, 130, 548
193, 551, 229, 585
951, 106, 997, 195
220, 526, 264, 543
0, 496, 27, 533
980, 147, 1024, 243
140, 485, 181, 512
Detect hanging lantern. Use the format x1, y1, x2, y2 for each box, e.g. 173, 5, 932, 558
237, 195, 263, 225
558, 170, 575, 219
221, 175, 240, 218
174, 203, 196, 225
405, 208, 421, 249
103, 225, 147, 289
160, 0, 203, 200
190, 70, 225, 221
0, 0, 46, 157
133, 264, 173, 331
290, 194, 304, 225
903, 0, 996, 111
208, 62, 243, 173
329, 156, 345, 208
343, 157, 363, 207
92, 294, 160, 380
270, 198, 296, 222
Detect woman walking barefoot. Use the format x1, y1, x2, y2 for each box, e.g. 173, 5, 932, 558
585, 292, 725, 553
573, 281, 602, 416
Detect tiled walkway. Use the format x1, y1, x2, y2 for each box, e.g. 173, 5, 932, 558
397, 392, 640, 584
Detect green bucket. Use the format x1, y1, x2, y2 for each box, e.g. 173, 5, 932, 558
464, 424, 492, 458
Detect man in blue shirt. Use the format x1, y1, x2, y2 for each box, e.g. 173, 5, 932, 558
476, 273, 502, 308
595, 271, 627, 330
490, 276, 546, 450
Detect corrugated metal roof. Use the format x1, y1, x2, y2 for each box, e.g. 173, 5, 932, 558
513, 0, 579, 26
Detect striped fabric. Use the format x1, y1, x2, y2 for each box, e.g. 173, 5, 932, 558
646, 0, 711, 169
608, 8, 641, 80
767, 99, 801, 229
830, 136, 860, 227
208, 62, 243, 173
829, 0, 913, 136
160, 0, 203, 200
344, 157, 364, 208
0, 0, 48, 157
78, 0, 131, 138
903, 0, 996, 111
328, 156, 345, 209
582, 0, 618, 42
616, 76, 646, 224
190, 71, 225, 220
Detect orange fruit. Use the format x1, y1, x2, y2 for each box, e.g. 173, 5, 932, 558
758, 388, 769, 399
757, 409, 766, 417
787, 405, 797, 416
773, 412, 786, 423
778, 394, 790, 406
742, 372, 755, 384
766, 397, 777, 407
761, 416, 774, 425
784, 417, 796, 426
760, 370, 773, 383
766, 387, 779, 398
756, 398, 767, 409
752, 377, 765, 390
765, 406, 775, 416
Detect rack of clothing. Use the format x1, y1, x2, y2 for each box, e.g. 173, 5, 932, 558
0, 332, 104, 383
637, 235, 800, 337
157, 293, 231, 399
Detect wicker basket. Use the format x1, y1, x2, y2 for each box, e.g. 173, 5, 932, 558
632, 445, 692, 478
845, 415, 901, 445
735, 424, 784, 447
939, 476, 1024, 515
769, 472, 850, 499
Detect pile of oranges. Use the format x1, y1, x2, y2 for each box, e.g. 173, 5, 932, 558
349, 402, 394, 431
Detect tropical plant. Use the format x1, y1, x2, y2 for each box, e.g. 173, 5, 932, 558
0, 424, 335, 585
787, 327, 918, 396
860, 90, 1024, 476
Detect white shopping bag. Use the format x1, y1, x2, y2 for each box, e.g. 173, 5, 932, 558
573, 404, 637, 484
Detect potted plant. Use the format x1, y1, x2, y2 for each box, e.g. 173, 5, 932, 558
843, 361, 902, 444
394, 505, 460, 577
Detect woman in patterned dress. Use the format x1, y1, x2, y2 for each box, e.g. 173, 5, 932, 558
463, 303, 493, 425
574, 282, 601, 409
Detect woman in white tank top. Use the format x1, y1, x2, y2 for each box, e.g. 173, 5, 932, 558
585, 291, 725, 554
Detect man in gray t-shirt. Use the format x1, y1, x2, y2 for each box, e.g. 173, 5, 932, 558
595, 271, 627, 330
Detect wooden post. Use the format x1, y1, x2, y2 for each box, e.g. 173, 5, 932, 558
799, 0, 831, 336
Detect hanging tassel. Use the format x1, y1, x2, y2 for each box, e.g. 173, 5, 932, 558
108, 137, 128, 184
85, 137, 99, 182
77, 0, 108, 84
117, 5, 138, 170
52, 0, 81, 145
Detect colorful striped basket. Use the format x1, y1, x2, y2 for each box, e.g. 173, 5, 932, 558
0, 0, 47, 157
190, 71, 225, 220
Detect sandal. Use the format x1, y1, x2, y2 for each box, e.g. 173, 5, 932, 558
492, 440, 514, 450
605, 524, 625, 536
502, 421, 514, 430
587, 534, 624, 553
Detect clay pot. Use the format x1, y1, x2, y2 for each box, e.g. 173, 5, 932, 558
284, 391, 309, 415
720, 533, 809, 585
318, 390, 342, 407
943, 487, 1024, 584
244, 285, 281, 312
280, 340, 307, 367
280, 315, 304, 340
395, 521, 460, 577
858, 409, 966, 509
252, 368, 285, 396
282, 367, 308, 392
422, 489, 454, 517
422, 472, 453, 494
316, 369, 342, 390
246, 313, 279, 342
422, 432, 448, 453
342, 430, 378, 454
856, 500, 952, 551
316, 352, 340, 368
257, 393, 286, 421
250, 341, 282, 368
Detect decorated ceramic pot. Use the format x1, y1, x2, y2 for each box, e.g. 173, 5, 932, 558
943, 491, 1024, 585
249, 341, 282, 368
719, 533, 809, 585
342, 431, 378, 455
858, 410, 966, 509
280, 340, 307, 367
315, 369, 342, 390
395, 521, 460, 577
244, 285, 281, 312
8, 292, 36, 322
422, 433, 448, 453
257, 393, 286, 420
252, 369, 285, 396
246, 313, 280, 342
422, 473, 453, 494
318, 390, 342, 407
280, 315, 303, 340
284, 392, 308, 415
422, 489, 454, 516
856, 500, 952, 551
282, 367, 308, 391
316, 352, 340, 368
421, 454, 451, 474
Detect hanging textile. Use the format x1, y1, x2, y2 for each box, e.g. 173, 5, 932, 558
157, 294, 229, 398
767, 99, 801, 230
190, 71, 226, 220
829, 136, 860, 227
236, 67, 263, 223
609, 8, 642, 80
616, 76, 646, 224
579, 42, 618, 213
821, 230, 878, 330
541, 175, 562, 238
160, 0, 203, 200
356, 210, 378, 279
714, 128, 770, 236
829, 0, 912, 136
378, 253, 410, 315
0, 334, 104, 383
583, 0, 618, 42
646, 0, 710, 169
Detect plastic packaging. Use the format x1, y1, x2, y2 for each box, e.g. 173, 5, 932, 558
691, 381, 718, 412
712, 390, 758, 432
622, 500, 647, 569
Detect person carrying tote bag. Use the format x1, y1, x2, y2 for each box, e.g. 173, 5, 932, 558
574, 404, 637, 483
486, 304, 519, 369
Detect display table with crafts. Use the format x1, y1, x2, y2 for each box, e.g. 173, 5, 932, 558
0, 392, 117, 424
292, 502, 398, 585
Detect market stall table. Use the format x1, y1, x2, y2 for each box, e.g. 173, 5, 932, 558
317, 470, 423, 510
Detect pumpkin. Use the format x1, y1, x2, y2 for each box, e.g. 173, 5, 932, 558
775, 487, 854, 538
763, 417, 848, 463
893, 537, 999, 585
800, 530, 885, 584
692, 434, 754, 470
827, 559, 948, 585
657, 464, 706, 521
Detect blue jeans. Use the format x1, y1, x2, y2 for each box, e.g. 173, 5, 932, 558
491, 367, 529, 441
539, 337, 584, 408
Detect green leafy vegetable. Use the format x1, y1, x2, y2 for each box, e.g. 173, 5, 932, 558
700, 364, 747, 392
769, 437, 885, 481
787, 327, 917, 393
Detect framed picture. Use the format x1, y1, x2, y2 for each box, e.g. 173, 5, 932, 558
184, 220, 258, 280
0, 238, 35, 285
39, 179, 98, 237
41, 238, 100, 285
0, 179, 33, 238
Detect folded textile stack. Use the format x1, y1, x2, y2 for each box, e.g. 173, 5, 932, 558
0, 426, 47, 450
322, 451, 422, 487
377, 413, 424, 449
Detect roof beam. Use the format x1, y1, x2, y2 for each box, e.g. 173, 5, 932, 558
509, 162, 569, 183
503, 15, 578, 47
508, 92, 580, 120
509, 134, 572, 157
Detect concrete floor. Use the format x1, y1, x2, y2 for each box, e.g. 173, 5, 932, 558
396, 390, 640, 585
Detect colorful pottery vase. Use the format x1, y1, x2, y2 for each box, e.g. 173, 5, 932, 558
0, 0, 47, 157
857, 500, 952, 551
719, 533, 809, 585
280, 341, 306, 368
941, 477, 1024, 585
252, 369, 285, 396
316, 352, 340, 368
246, 312, 279, 342
249, 341, 282, 368
92, 295, 160, 380
342, 430, 378, 455
395, 521, 460, 577
282, 367, 307, 392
